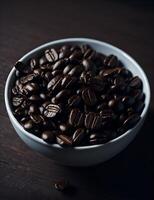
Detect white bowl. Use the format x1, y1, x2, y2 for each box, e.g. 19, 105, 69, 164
4, 38, 150, 166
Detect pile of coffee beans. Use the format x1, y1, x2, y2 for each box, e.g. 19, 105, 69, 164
11, 44, 145, 146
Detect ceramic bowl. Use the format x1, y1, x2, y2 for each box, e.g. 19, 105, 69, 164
4, 38, 150, 166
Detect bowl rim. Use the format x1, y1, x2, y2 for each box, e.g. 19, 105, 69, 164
4, 37, 151, 150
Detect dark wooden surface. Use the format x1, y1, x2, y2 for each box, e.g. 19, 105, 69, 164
0, 0, 154, 199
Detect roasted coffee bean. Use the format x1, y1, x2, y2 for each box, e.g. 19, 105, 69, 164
102, 67, 121, 77
133, 101, 145, 114
39, 56, 48, 65
120, 68, 132, 78
44, 104, 61, 118
82, 59, 94, 71
30, 58, 38, 69
92, 78, 105, 92
69, 50, 82, 62
63, 64, 73, 75
80, 71, 93, 85
80, 44, 90, 54
24, 82, 39, 94
59, 48, 71, 59
68, 65, 83, 76
72, 128, 85, 145
97, 103, 107, 111
20, 73, 36, 84
29, 104, 38, 113
61, 75, 77, 88
85, 112, 101, 129
59, 123, 70, 132
104, 55, 119, 67
83, 48, 93, 59
118, 114, 140, 134
55, 89, 71, 102
69, 108, 84, 127
108, 99, 124, 113
133, 89, 145, 101
14, 61, 26, 73
52, 59, 66, 71
53, 179, 69, 191
100, 109, 115, 121
56, 135, 72, 146
52, 70, 62, 76
41, 130, 55, 143
45, 49, 58, 63
23, 120, 33, 130
12, 95, 24, 107
129, 76, 142, 89
39, 93, 46, 100
122, 96, 135, 107
29, 95, 41, 101
30, 113, 43, 124
68, 95, 81, 107
14, 107, 27, 117
47, 75, 62, 91
82, 88, 97, 106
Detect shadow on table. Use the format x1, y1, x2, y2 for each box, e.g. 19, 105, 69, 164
65, 109, 154, 199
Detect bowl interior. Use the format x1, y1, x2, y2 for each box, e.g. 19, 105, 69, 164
5, 38, 151, 149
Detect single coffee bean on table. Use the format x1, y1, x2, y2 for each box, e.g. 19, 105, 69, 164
11, 44, 145, 146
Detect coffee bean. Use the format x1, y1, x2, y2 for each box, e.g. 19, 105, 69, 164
56, 135, 72, 146
30, 58, 38, 69
51, 70, 62, 76
52, 59, 66, 71
59, 48, 71, 59
29, 104, 38, 113
133, 101, 145, 114
24, 83, 39, 94
45, 49, 58, 63
41, 130, 55, 143
85, 112, 101, 129
61, 75, 77, 88
63, 64, 73, 75
68, 65, 83, 76
104, 55, 119, 67
82, 88, 97, 106
69, 50, 82, 62
102, 68, 121, 77
30, 113, 43, 124
129, 76, 142, 89
12, 95, 24, 107
59, 123, 70, 132
20, 74, 36, 84
44, 104, 61, 118
47, 75, 61, 91
23, 120, 33, 130
68, 95, 81, 107
55, 89, 71, 102
72, 128, 85, 145
14, 61, 26, 73
82, 59, 94, 71
39, 56, 48, 65
118, 114, 140, 133
69, 108, 84, 127
122, 96, 135, 107
29, 95, 41, 101
80, 71, 93, 85
83, 48, 93, 59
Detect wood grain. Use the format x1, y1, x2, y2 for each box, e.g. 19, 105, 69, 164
0, 0, 154, 199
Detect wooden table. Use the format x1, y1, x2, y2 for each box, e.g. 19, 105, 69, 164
0, 0, 153, 199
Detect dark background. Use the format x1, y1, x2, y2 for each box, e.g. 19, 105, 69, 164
0, 0, 154, 199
